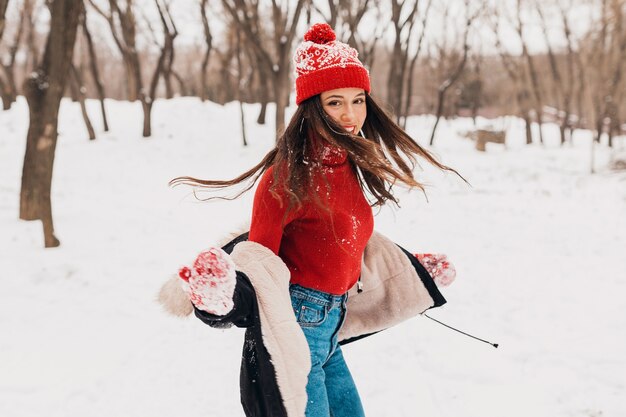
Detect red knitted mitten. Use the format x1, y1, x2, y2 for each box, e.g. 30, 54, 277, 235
178, 247, 236, 315
415, 253, 456, 287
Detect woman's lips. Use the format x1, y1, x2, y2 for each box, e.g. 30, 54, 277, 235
343, 125, 356, 133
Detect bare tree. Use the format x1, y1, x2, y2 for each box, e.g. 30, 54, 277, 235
311, 0, 340, 32
170, 68, 187, 95
515, 0, 545, 145
236, 29, 247, 146
214, 45, 235, 103
142, 0, 177, 136
199, 0, 213, 101
462, 54, 483, 125
69, 63, 96, 140
386, 0, 420, 120
580, 0, 626, 146
536, 1, 573, 144
345, 2, 387, 71
600, 0, 626, 147
314, 0, 385, 86
400, 0, 431, 128
0, 0, 24, 109
22, 0, 41, 76
90, 0, 173, 137
156, 0, 177, 99
88, 0, 141, 102
80, 6, 109, 131
491, 8, 534, 145
20, 0, 83, 248
585, 0, 610, 143
556, 1, 578, 143
429, 0, 477, 146
251, 45, 271, 124
221, 0, 306, 137
0, 0, 9, 108
0, 0, 9, 39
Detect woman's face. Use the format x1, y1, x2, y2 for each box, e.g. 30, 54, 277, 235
320, 88, 367, 135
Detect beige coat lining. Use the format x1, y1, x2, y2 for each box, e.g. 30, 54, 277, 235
231, 242, 311, 417
158, 231, 437, 417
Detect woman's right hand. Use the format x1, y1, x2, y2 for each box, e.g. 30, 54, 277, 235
178, 247, 237, 316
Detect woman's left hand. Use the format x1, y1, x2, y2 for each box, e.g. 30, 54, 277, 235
414, 253, 456, 287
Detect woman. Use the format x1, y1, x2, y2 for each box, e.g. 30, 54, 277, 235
162, 23, 458, 417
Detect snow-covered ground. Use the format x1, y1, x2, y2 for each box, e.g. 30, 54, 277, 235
1, 96, 625, 417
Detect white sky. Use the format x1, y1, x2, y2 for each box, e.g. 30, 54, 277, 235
1, 0, 601, 61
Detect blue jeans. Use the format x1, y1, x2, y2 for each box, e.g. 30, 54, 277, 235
289, 284, 366, 417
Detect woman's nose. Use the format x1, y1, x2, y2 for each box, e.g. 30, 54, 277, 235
341, 105, 354, 121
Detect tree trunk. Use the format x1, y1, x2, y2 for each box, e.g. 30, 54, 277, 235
142, 2, 171, 138
23, 0, 39, 74
518, 90, 533, 145
163, 48, 174, 99
595, 116, 603, 143
81, 8, 109, 131
608, 112, 620, 148
516, 0, 544, 145
20, 0, 82, 248
70, 65, 96, 140
236, 29, 247, 146
257, 101, 267, 125
199, 0, 212, 102
172, 70, 187, 96
0, 76, 12, 109
273, 71, 289, 138
559, 97, 572, 145
0, 62, 18, 109
428, 87, 446, 146
123, 58, 138, 101
150, 0, 178, 101
387, 40, 404, 119
400, 1, 431, 129
220, 0, 305, 138
142, 97, 152, 137
256, 63, 269, 125
0, 0, 27, 110
523, 114, 533, 145
429, 44, 469, 146
386, 0, 419, 123
0, 0, 9, 40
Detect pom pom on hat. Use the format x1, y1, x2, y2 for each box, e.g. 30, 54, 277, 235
304, 23, 336, 44
293, 23, 370, 105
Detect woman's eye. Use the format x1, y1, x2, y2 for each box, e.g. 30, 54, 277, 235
326, 101, 341, 107
354, 98, 365, 104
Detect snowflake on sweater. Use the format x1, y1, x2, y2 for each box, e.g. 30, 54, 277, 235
294, 41, 365, 76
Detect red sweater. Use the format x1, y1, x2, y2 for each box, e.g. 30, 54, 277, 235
249, 140, 374, 295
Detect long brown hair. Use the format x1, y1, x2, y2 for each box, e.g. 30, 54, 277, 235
170, 94, 463, 214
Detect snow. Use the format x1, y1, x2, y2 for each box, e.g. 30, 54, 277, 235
1, 96, 625, 417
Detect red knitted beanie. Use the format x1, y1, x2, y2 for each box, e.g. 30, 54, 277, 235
293, 23, 371, 105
